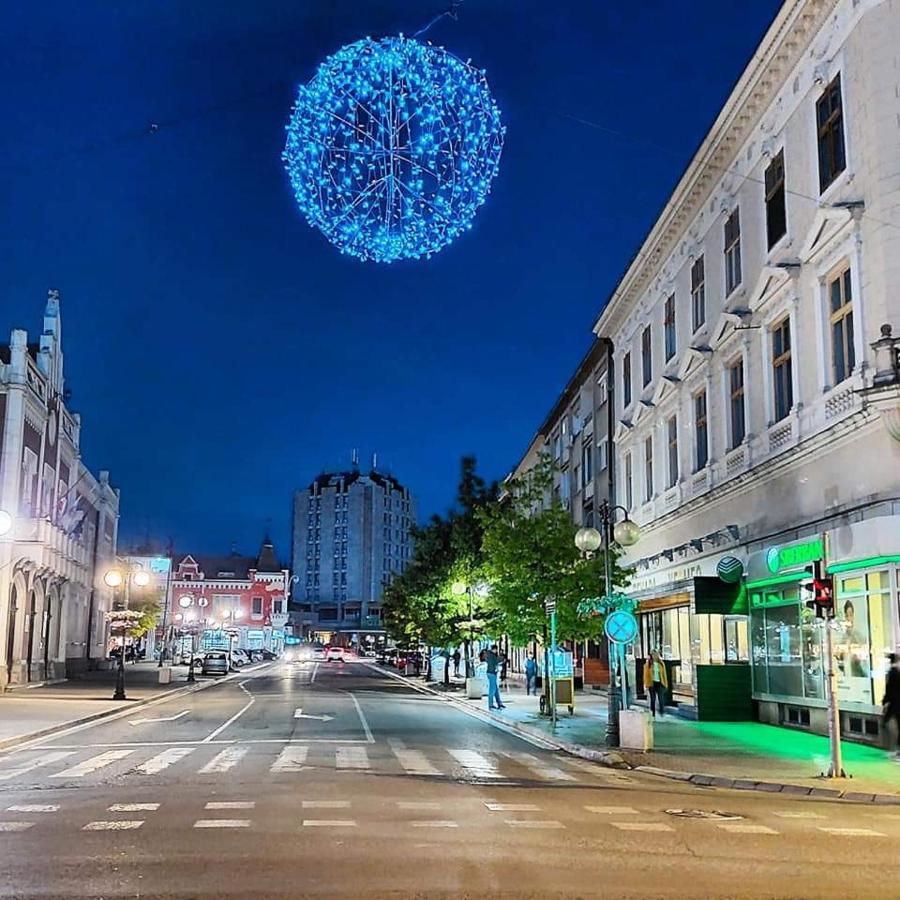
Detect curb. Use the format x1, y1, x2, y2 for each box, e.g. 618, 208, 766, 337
0, 661, 274, 753
369, 664, 900, 805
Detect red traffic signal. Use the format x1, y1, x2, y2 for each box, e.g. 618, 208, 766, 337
803, 563, 834, 618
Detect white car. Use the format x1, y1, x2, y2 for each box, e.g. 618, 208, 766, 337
326, 646, 345, 662
231, 649, 251, 667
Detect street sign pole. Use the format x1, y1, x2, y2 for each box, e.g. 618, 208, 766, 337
822, 533, 846, 778
546, 598, 557, 729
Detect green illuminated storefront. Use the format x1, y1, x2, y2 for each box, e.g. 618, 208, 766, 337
746, 517, 900, 742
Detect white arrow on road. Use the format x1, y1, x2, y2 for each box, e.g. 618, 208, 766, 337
294, 708, 334, 722
129, 710, 189, 726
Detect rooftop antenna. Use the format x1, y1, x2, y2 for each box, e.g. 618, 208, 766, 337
372, 452, 378, 471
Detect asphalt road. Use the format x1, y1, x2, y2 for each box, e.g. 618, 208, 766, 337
1, 660, 899, 899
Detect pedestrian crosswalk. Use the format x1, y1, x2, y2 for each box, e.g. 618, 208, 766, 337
0, 742, 634, 787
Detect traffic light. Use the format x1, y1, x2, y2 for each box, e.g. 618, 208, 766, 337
803, 562, 834, 618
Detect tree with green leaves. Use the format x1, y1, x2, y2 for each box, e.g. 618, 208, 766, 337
479, 455, 628, 646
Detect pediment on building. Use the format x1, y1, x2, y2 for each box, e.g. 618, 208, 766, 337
747, 264, 799, 313
652, 374, 680, 405
678, 344, 711, 380
613, 419, 634, 442
631, 400, 655, 427
798, 204, 859, 264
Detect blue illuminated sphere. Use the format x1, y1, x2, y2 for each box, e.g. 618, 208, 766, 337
283, 36, 505, 263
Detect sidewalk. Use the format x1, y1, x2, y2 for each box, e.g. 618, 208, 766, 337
0, 661, 205, 750
415, 671, 900, 800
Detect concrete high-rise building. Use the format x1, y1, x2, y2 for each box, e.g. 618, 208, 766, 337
290, 465, 417, 645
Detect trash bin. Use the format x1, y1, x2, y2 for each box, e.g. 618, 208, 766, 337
465, 676, 484, 699
158, 666, 173, 685
619, 709, 653, 751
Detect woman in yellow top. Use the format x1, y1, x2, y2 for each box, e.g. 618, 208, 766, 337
643, 649, 668, 718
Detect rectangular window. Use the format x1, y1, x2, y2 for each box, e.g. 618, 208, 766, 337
829, 265, 855, 384
772, 318, 793, 422
273, 600, 284, 615
664, 294, 676, 361
581, 442, 593, 488
644, 436, 653, 502
695, 390, 709, 470
597, 439, 608, 471
765, 150, 787, 248
691, 256, 705, 332
624, 452, 633, 510
622, 352, 632, 408
667, 416, 679, 487
724, 208, 742, 295
641, 326, 652, 387
729, 358, 746, 448
817, 73, 846, 193
251, 596, 263, 617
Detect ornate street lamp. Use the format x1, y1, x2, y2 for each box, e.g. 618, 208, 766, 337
103, 562, 151, 700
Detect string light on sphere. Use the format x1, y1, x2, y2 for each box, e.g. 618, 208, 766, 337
283, 35, 505, 263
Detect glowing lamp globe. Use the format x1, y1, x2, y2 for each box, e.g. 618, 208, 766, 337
612, 518, 641, 547
133, 571, 151, 588
575, 527, 602, 554
104, 570, 123, 588
451, 581, 467, 596
283, 35, 505, 263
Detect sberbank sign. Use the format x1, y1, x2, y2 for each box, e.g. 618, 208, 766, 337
765, 538, 823, 574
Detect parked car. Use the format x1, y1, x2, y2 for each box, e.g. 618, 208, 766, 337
231, 649, 251, 668
326, 645, 345, 662
379, 648, 398, 666
312, 645, 327, 662
260, 649, 280, 660
200, 651, 230, 676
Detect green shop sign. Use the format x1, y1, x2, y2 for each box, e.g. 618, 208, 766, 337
765, 538, 823, 574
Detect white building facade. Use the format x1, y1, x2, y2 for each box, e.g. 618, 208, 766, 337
0, 291, 120, 687
595, 0, 900, 737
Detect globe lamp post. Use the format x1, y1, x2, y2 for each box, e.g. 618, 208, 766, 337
104, 563, 152, 701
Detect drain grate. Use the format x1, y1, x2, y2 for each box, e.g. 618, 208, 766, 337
665, 809, 744, 821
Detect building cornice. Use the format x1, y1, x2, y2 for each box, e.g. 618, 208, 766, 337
593, 0, 840, 339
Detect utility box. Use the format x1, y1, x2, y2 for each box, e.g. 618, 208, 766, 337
619, 709, 653, 751
158, 666, 173, 685
466, 676, 484, 699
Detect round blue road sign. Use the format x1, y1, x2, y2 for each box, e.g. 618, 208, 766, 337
604, 609, 639, 644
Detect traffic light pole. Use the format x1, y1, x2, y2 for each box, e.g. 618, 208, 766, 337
821, 535, 846, 778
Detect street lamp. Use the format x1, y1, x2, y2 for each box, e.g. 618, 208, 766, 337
103, 562, 151, 701
575, 501, 640, 748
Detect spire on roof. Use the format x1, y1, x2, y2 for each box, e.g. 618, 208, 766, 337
256, 534, 280, 572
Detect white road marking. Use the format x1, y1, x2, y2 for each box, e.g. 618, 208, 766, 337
392, 748, 442, 776
50, 749, 134, 778
109, 803, 160, 812
83, 820, 144, 831
485, 803, 539, 812
134, 747, 196, 775
398, 801, 442, 810
412, 821, 458, 828
717, 824, 779, 835
501, 750, 574, 781
302, 819, 357, 827
448, 749, 501, 779
194, 819, 251, 828
0, 822, 34, 832
348, 692, 374, 743
585, 806, 639, 815
6, 804, 59, 813
199, 746, 249, 774
205, 801, 255, 810
611, 822, 674, 832
505, 820, 565, 829
310, 663, 319, 683
293, 708, 334, 722
271, 746, 309, 773
819, 827, 886, 837
129, 710, 189, 726
387, 738, 407, 751
302, 800, 350, 809
203, 682, 255, 742
0, 751, 75, 781
773, 811, 826, 819
335, 746, 369, 770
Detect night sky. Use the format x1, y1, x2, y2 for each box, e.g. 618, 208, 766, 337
1, 1, 780, 557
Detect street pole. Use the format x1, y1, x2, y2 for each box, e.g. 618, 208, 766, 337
549, 604, 557, 730
822, 533, 846, 778
112, 577, 129, 701
602, 502, 620, 747
158, 556, 172, 667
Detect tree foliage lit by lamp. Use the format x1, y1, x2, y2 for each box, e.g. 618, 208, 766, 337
283, 35, 505, 263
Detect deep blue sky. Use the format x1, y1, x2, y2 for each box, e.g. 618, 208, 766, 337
1, 1, 780, 557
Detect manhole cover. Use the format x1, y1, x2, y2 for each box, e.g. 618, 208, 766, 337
665, 809, 744, 821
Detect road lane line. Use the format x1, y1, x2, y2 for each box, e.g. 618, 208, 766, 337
773, 811, 826, 819
134, 747, 196, 774
302, 800, 350, 809
109, 803, 160, 812
448, 749, 501, 779
392, 748, 442, 776
611, 823, 674, 832
50, 749, 134, 778
194, 819, 251, 828
717, 824, 779, 834
585, 806, 639, 815
485, 803, 539, 812
819, 827, 886, 837
398, 801, 442, 810
412, 821, 458, 828
0, 822, 35, 832
505, 820, 565, 829
0, 751, 76, 781
311, 663, 319, 683
199, 746, 249, 774
205, 801, 255, 810
83, 820, 144, 831
202, 682, 255, 743
6, 804, 59, 813
271, 746, 308, 773
500, 750, 575, 782
302, 819, 357, 827
348, 692, 374, 743
335, 746, 369, 770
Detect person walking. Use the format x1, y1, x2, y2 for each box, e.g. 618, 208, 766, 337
524, 653, 537, 696
452, 648, 461, 678
643, 649, 668, 718
483, 644, 506, 710
882, 652, 900, 760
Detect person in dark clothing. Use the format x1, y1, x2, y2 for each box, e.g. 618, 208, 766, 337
524, 653, 538, 696
882, 652, 900, 759
452, 648, 461, 678
483, 644, 506, 710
